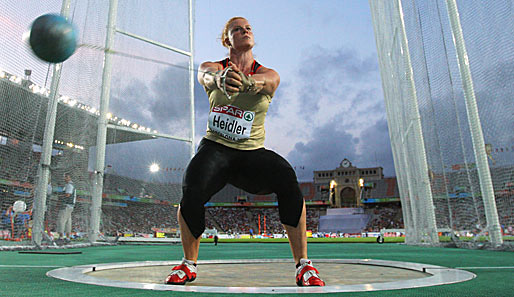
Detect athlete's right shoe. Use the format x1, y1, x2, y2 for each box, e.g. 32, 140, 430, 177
165, 260, 197, 285
296, 259, 325, 286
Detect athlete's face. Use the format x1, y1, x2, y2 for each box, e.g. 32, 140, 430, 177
227, 18, 254, 50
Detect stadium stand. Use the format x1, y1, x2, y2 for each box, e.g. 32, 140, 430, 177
364, 204, 404, 232
0, 157, 511, 239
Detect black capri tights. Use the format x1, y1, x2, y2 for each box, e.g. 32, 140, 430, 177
180, 138, 304, 238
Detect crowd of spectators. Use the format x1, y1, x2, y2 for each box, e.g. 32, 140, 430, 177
306, 208, 321, 232
28, 201, 178, 237
83, 205, 325, 236
204, 207, 323, 235
70, 197, 512, 237
2, 196, 511, 239
250, 208, 283, 234
205, 207, 252, 234
364, 204, 404, 232
100, 203, 178, 235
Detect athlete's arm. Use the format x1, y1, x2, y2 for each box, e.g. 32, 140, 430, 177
249, 66, 280, 96
198, 61, 241, 95
229, 62, 280, 97
198, 61, 221, 90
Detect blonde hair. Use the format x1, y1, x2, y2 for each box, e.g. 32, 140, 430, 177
220, 17, 246, 48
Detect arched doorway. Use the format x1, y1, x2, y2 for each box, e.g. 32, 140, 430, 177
340, 187, 356, 207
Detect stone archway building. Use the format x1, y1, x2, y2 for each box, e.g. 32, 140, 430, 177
314, 159, 383, 208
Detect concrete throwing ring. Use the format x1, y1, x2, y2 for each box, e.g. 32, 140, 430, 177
47, 258, 475, 294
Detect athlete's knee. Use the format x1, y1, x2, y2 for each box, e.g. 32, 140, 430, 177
268, 154, 299, 186
276, 184, 304, 227
180, 186, 209, 239
262, 152, 303, 227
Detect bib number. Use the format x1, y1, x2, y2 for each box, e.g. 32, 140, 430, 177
208, 105, 254, 141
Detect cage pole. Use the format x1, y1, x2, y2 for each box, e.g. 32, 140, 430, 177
445, 0, 502, 246
32, 0, 72, 246
90, 0, 118, 243
396, 0, 438, 244
188, 0, 195, 158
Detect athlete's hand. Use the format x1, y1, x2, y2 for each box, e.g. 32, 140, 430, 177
238, 71, 257, 94
218, 62, 242, 96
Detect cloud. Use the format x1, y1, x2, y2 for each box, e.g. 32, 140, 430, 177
264, 46, 384, 147
286, 114, 396, 181
287, 116, 360, 180
295, 46, 380, 118
109, 79, 152, 127
108, 63, 211, 142
148, 67, 192, 125
354, 118, 395, 176
265, 45, 394, 180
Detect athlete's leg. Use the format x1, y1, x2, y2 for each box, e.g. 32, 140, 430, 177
167, 140, 233, 285
177, 205, 200, 262
179, 139, 232, 262
283, 201, 307, 264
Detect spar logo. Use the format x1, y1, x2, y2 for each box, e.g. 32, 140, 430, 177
212, 105, 244, 119
243, 111, 254, 122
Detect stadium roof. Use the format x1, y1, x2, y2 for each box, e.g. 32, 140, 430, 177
0, 77, 155, 148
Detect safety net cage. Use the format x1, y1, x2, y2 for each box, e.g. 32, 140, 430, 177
369, 0, 512, 249
0, 0, 194, 249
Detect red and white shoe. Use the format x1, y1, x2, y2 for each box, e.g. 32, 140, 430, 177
165, 260, 197, 285
296, 259, 325, 286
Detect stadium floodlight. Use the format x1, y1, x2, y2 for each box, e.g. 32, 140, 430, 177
149, 163, 160, 173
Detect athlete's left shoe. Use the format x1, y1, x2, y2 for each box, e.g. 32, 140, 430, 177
296, 259, 325, 286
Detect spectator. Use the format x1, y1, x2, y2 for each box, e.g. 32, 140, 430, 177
56, 173, 76, 240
